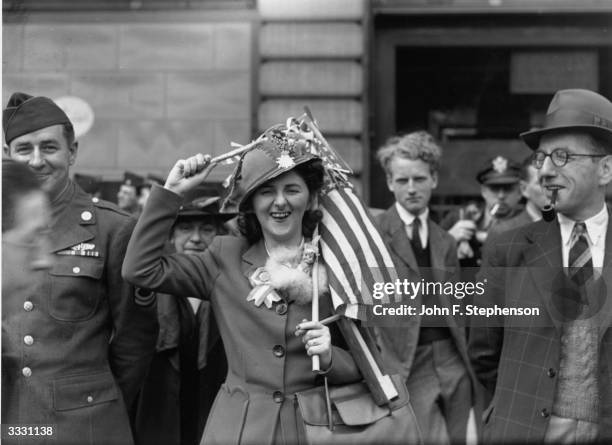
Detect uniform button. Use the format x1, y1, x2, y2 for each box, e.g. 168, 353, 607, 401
24, 335, 34, 346
541, 408, 550, 418
92, 197, 99, 203
87, 396, 93, 403
73, 267, 81, 274
22, 367, 32, 377
276, 303, 288, 315
272, 391, 284, 403
81, 211, 93, 221
23, 301, 34, 311
547, 368, 556, 378
272, 345, 285, 358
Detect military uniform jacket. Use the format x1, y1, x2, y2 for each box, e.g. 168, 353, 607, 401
1, 182, 158, 445
468, 215, 612, 443
122, 185, 361, 445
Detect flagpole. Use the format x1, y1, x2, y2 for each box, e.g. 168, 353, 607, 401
311, 225, 320, 373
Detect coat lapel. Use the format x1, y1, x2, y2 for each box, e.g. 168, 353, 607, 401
523, 220, 564, 332
597, 207, 612, 337
386, 206, 419, 274
241, 240, 268, 278
48, 185, 97, 254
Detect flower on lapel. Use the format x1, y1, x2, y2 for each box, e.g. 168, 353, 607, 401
247, 267, 281, 309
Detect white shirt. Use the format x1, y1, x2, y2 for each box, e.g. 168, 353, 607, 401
557, 204, 608, 269
395, 202, 429, 249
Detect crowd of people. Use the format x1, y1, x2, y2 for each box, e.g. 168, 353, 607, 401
2, 87, 612, 445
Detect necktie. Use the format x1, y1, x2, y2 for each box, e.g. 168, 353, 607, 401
411, 217, 423, 251
568, 222, 593, 287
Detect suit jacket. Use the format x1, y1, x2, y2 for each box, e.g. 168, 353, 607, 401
122, 185, 361, 445
468, 213, 612, 443
374, 206, 478, 395
1, 182, 158, 445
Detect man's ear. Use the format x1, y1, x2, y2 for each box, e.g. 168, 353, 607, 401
519, 179, 529, 199
598, 155, 612, 186
431, 171, 438, 189
3, 144, 10, 157
68, 141, 79, 166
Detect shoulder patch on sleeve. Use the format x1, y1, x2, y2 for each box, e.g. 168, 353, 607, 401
135, 288, 157, 307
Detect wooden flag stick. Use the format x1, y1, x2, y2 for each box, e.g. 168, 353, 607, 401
311, 255, 320, 372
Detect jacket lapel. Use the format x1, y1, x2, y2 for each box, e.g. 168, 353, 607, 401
597, 207, 612, 337
48, 185, 97, 254
241, 240, 268, 278
523, 220, 564, 332
386, 206, 419, 274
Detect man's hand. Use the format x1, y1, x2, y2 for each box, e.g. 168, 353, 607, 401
448, 219, 476, 242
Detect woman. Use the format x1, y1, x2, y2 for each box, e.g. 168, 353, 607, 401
122, 129, 361, 445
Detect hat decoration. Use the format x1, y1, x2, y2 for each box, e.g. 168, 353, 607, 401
218, 109, 353, 211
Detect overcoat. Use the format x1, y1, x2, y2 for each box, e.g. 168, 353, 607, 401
133, 294, 227, 445
1, 182, 158, 445
122, 185, 361, 445
469, 214, 612, 443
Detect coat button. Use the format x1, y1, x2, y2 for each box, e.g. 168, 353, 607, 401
273, 345, 285, 358
276, 303, 288, 315
73, 267, 81, 274
547, 368, 556, 378
273, 391, 284, 403
81, 211, 93, 221
23, 301, 34, 311
87, 396, 93, 403
22, 367, 32, 377
24, 335, 34, 346
541, 408, 550, 418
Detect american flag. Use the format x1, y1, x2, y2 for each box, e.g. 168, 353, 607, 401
302, 109, 401, 320
318, 187, 401, 319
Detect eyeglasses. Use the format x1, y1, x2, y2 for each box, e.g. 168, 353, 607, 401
532, 148, 607, 169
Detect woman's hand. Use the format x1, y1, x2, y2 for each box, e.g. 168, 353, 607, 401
295, 319, 332, 370
165, 153, 214, 197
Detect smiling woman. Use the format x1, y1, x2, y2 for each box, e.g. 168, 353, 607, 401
122, 122, 363, 445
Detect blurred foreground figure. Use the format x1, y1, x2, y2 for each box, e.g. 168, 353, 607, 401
2, 92, 157, 445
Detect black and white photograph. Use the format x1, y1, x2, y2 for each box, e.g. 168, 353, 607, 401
2, 0, 612, 444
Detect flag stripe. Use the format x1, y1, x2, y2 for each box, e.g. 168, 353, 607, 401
320, 197, 376, 305
326, 189, 392, 300
319, 225, 360, 304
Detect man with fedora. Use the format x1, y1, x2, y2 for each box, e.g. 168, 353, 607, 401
2, 92, 158, 445
133, 193, 234, 445
469, 88, 612, 443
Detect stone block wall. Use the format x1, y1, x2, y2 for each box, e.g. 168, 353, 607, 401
3, 11, 255, 182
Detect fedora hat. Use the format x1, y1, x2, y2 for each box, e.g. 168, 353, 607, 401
520, 89, 612, 150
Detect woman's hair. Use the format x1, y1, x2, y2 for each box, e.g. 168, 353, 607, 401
2, 159, 44, 232
238, 159, 324, 244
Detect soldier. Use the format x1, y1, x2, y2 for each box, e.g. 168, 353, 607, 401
2, 92, 158, 445
441, 156, 523, 270
117, 171, 144, 217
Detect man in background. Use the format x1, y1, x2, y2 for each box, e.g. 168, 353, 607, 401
375, 131, 479, 444
133, 193, 232, 445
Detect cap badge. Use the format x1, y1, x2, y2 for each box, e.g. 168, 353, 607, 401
492, 156, 508, 173
276, 151, 296, 169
